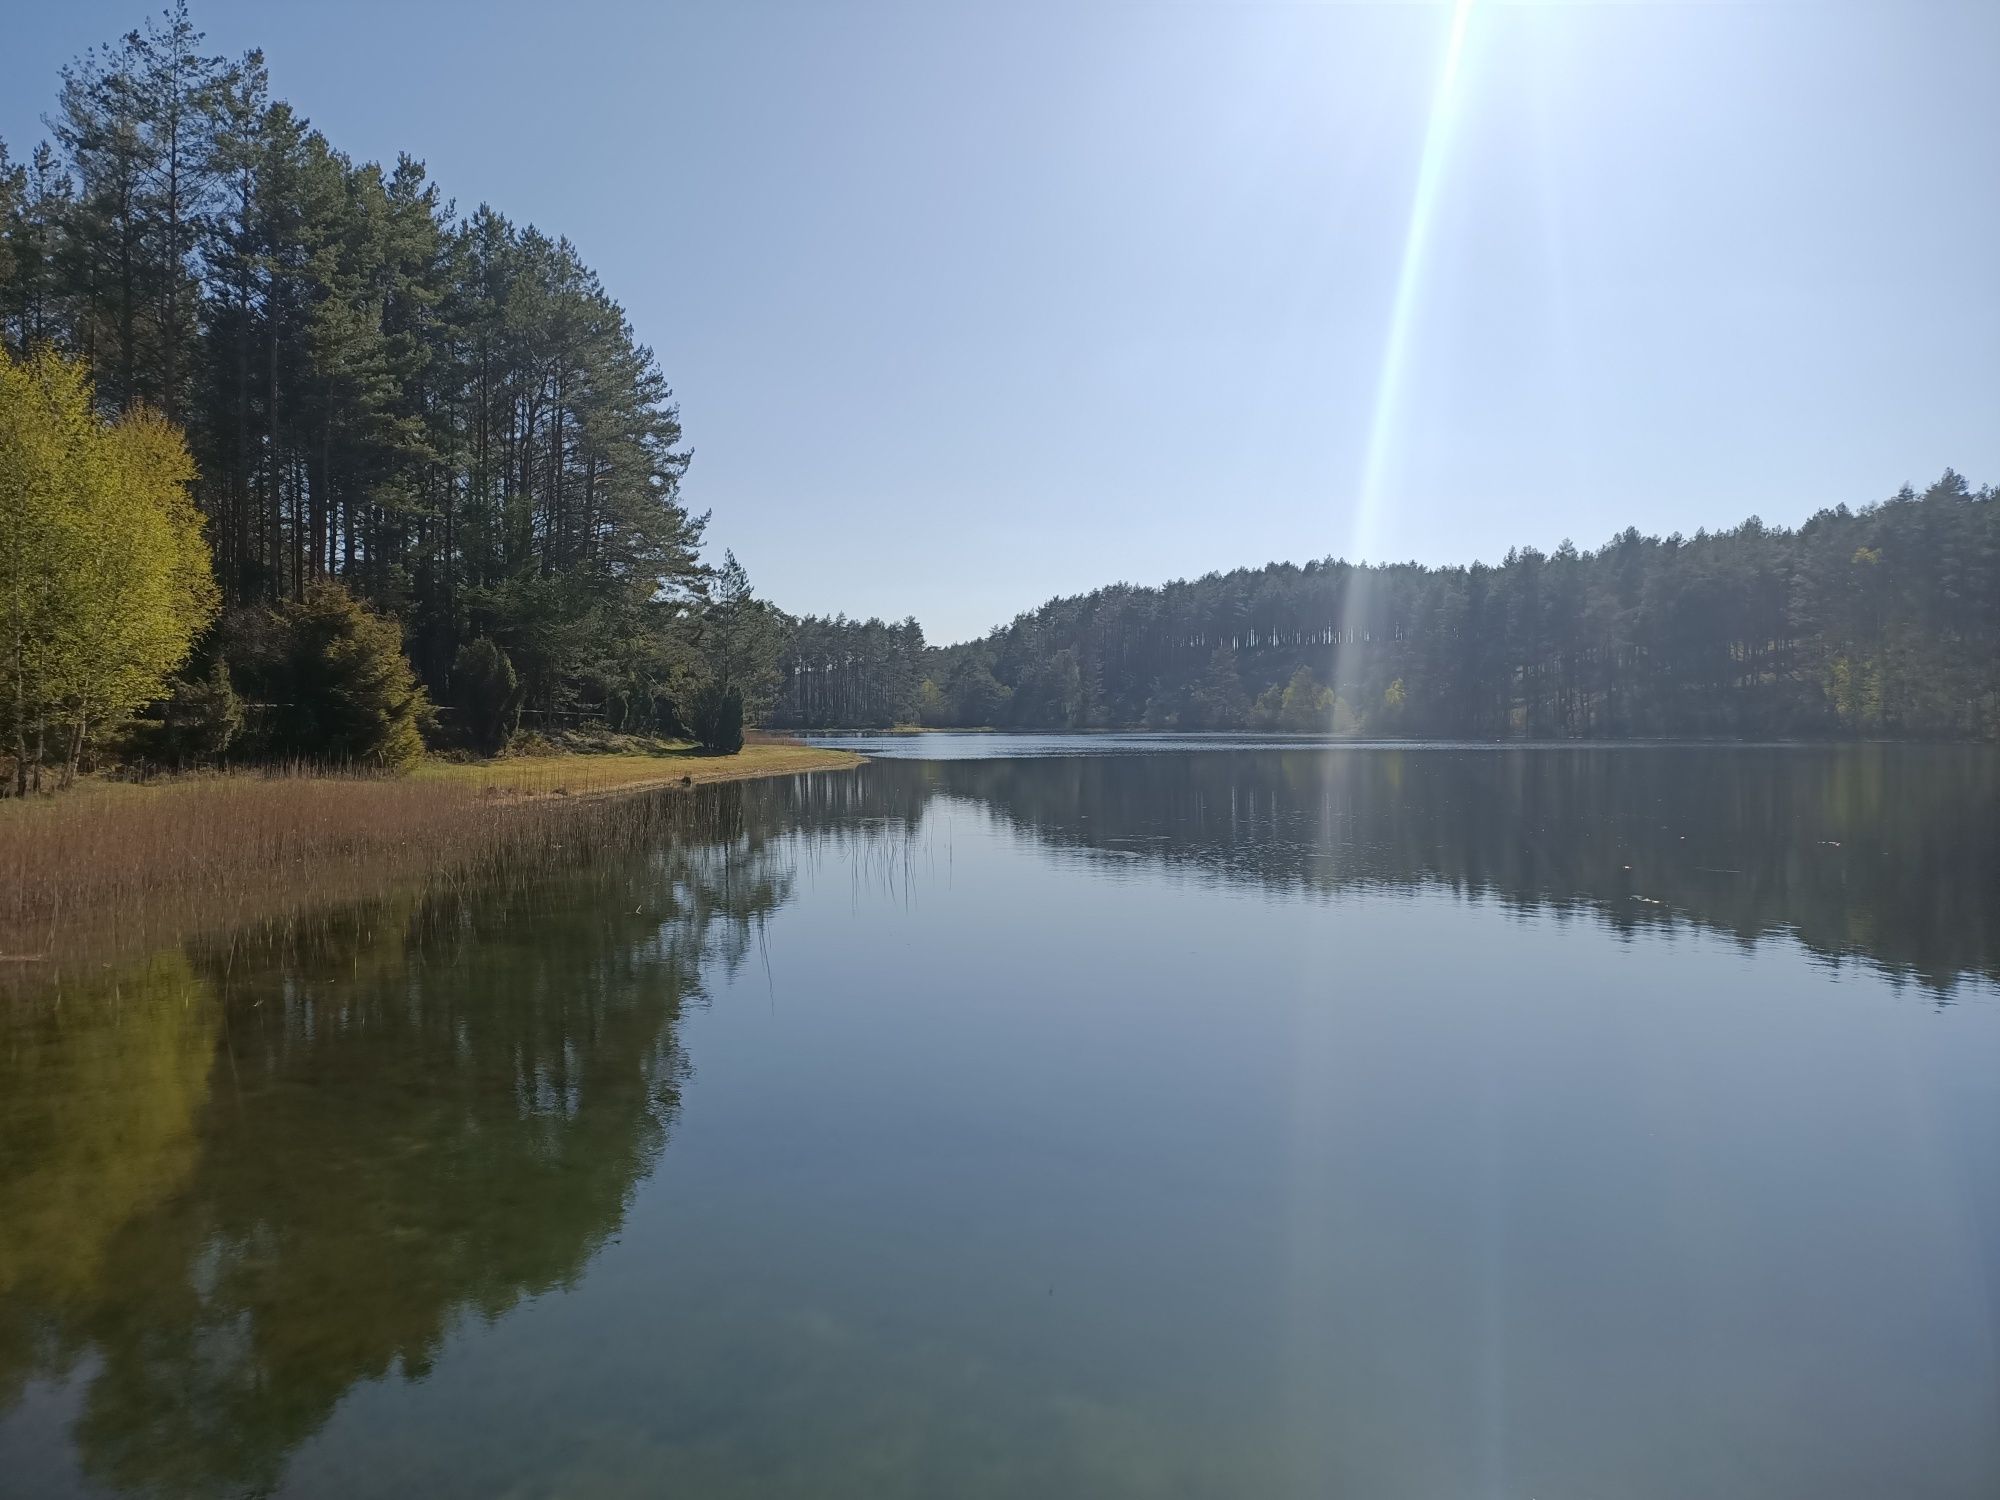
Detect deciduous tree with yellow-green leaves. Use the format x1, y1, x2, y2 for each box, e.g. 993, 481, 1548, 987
0, 347, 217, 792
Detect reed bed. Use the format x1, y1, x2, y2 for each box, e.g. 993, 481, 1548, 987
0, 746, 860, 990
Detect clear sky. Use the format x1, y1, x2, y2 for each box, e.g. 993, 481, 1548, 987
4, 1, 1995, 643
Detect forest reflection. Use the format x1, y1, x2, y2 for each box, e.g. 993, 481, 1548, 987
868, 746, 1997, 992
0, 785, 801, 1497
2, 747, 1991, 1496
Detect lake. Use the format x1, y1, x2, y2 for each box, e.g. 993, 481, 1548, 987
3, 742, 1997, 1498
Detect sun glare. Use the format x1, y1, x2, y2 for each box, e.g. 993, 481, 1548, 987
1350, 0, 1481, 578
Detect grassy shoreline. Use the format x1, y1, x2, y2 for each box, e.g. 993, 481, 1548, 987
417, 741, 864, 799
0, 743, 862, 989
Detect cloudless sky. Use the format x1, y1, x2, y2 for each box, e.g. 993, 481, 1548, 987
5, 1, 1995, 642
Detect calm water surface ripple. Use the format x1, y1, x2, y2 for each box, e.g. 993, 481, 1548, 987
3, 744, 1997, 1498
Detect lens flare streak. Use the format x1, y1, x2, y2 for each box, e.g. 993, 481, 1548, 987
1351, 0, 1480, 570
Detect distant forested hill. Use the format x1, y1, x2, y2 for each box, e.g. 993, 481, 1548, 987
770, 471, 1998, 740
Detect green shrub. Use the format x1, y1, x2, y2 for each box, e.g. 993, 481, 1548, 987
230, 583, 433, 772
683, 679, 744, 754
149, 660, 245, 765
453, 637, 518, 756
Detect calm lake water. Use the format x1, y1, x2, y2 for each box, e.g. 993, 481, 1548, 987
3, 743, 1998, 1498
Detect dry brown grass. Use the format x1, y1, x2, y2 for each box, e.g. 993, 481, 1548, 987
0, 745, 861, 990
418, 742, 859, 800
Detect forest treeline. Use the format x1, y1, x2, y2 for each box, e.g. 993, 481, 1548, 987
770, 471, 1998, 740
1, 5, 780, 788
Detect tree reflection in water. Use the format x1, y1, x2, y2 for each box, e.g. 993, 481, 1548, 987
901, 745, 2000, 992
1, 747, 1993, 1496
0, 783, 805, 1497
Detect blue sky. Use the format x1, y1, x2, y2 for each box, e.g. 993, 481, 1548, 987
5, 1, 1995, 643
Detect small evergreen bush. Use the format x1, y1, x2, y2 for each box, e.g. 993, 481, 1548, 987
227, 583, 433, 772
150, 660, 245, 764
684, 679, 744, 753
453, 637, 518, 756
